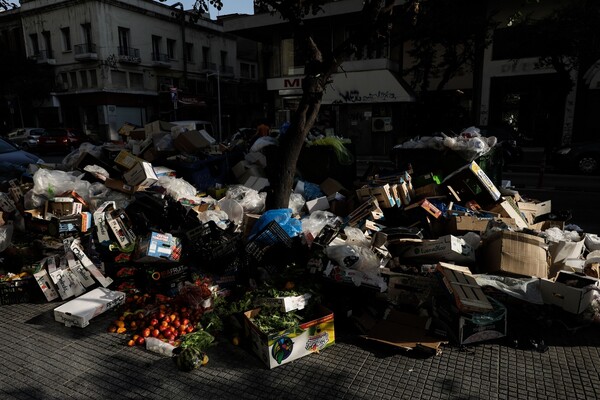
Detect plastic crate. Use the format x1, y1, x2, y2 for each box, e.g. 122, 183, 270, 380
185, 221, 244, 270
245, 220, 293, 263
0, 277, 35, 305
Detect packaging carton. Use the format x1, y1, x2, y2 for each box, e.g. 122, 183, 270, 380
54, 288, 126, 328
305, 196, 330, 213
390, 235, 476, 264
435, 262, 493, 313
123, 161, 158, 187
446, 215, 516, 234
144, 120, 174, 136
381, 269, 442, 307
540, 271, 599, 314
114, 150, 144, 170
480, 231, 549, 278
356, 184, 395, 208
243, 306, 335, 369
487, 198, 529, 229
518, 200, 551, 224
442, 161, 501, 205
173, 130, 215, 153
135, 231, 182, 263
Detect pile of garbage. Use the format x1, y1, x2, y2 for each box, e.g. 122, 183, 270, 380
1, 119, 599, 370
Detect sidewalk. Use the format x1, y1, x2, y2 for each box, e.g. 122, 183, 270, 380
3, 299, 600, 399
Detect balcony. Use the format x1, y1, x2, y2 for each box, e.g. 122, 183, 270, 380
29, 49, 56, 65
201, 61, 217, 73
117, 47, 141, 64
74, 43, 98, 61
219, 65, 234, 77
152, 52, 171, 68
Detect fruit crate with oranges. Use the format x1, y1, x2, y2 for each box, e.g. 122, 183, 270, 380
0, 276, 36, 305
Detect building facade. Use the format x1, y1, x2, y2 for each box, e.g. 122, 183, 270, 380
0, 0, 257, 141
223, 0, 417, 157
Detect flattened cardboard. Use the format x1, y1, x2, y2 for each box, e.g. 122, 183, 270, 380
487, 198, 529, 229
362, 310, 446, 355
436, 262, 493, 313
391, 235, 476, 264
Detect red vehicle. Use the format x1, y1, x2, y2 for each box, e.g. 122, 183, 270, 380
37, 128, 89, 154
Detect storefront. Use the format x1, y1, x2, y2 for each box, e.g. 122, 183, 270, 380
266, 70, 415, 156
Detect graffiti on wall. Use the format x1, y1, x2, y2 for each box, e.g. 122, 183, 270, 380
332, 89, 398, 104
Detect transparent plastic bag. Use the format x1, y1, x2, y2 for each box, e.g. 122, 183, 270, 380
288, 192, 305, 216
225, 185, 265, 214
343, 226, 371, 248
157, 176, 198, 202
324, 244, 380, 273
301, 210, 337, 239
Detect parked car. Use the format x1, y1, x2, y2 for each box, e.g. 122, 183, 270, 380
37, 128, 89, 154
6, 127, 45, 151
553, 141, 600, 175
0, 137, 44, 168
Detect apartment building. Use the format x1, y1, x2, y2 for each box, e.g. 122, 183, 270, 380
1, 0, 248, 140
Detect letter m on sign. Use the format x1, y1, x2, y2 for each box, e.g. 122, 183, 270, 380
284, 78, 301, 88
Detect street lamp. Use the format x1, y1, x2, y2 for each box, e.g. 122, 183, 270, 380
207, 69, 221, 143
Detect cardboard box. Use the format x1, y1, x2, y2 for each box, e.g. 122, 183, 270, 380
105, 209, 136, 249
142, 264, 189, 297
123, 161, 158, 187
442, 161, 501, 205
320, 178, 348, 197
436, 262, 493, 313
93, 201, 115, 245
243, 306, 335, 369
480, 231, 549, 278
446, 215, 516, 234
135, 231, 182, 263
404, 198, 442, 219
382, 269, 443, 307
114, 150, 143, 170
548, 236, 585, 266
540, 271, 599, 314
53, 288, 126, 328
173, 130, 215, 153
44, 198, 82, 221
33, 269, 59, 302
305, 196, 330, 213
356, 184, 395, 208
518, 200, 552, 224
390, 235, 476, 264
255, 293, 312, 312
487, 198, 529, 229
144, 120, 174, 136
103, 178, 136, 195
432, 295, 507, 345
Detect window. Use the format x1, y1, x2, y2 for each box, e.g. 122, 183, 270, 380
70, 71, 78, 88
118, 27, 130, 56
152, 35, 162, 60
60, 72, 68, 86
89, 69, 97, 87
29, 33, 39, 55
42, 31, 52, 58
112, 70, 127, 86
167, 38, 176, 59
80, 70, 88, 88
81, 23, 93, 53
202, 46, 210, 68
220, 50, 227, 68
240, 62, 257, 79
129, 72, 143, 88
61, 27, 71, 51
185, 42, 193, 62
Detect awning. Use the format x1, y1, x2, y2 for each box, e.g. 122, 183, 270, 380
322, 70, 416, 104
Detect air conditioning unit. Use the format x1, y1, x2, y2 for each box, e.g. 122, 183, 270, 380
372, 117, 392, 132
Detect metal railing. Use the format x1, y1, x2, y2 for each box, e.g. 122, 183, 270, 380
152, 52, 170, 62
118, 46, 140, 58
74, 43, 97, 55
30, 49, 54, 61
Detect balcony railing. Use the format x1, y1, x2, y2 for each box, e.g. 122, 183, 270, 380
118, 46, 141, 64
152, 52, 171, 68
219, 65, 234, 76
74, 43, 98, 60
29, 49, 55, 64
201, 61, 217, 72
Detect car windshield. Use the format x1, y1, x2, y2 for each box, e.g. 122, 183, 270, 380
0, 138, 19, 154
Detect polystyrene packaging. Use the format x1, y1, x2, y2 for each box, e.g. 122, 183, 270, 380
145, 337, 175, 356
585, 233, 600, 251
